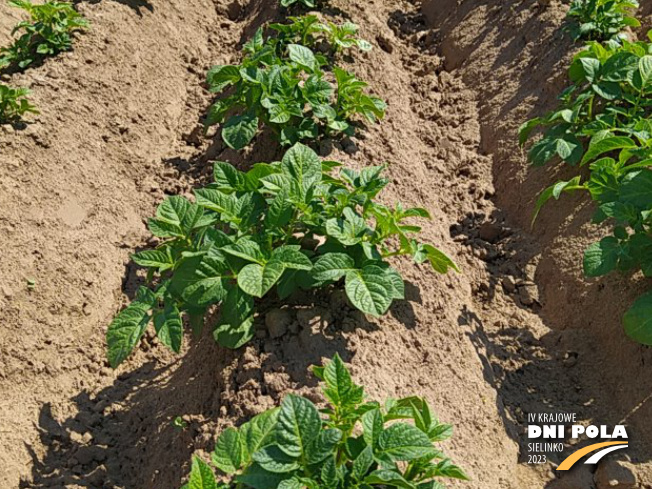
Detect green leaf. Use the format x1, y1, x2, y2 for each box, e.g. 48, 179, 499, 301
266, 189, 294, 229
325, 208, 368, 246
169, 250, 230, 307
601, 51, 638, 82
364, 469, 416, 489
620, 170, 652, 208
384, 267, 405, 300
432, 459, 469, 480
213, 162, 246, 192
624, 292, 652, 345
302, 76, 333, 106
240, 408, 280, 463
237, 463, 291, 489
272, 246, 313, 271
187, 457, 217, 489
352, 446, 374, 481
320, 456, 339, 489
579, 57, 600, 82
281, 142, 322, 191
277, 394, 321, 458
222, 238, 264, 264
207, 65, 241, 92
153, 304, 183, 353
362, 408, 383, 448
223, 112, 259, 150
253, 445, 300, 473
194, 188, 238, 217
306, 429, 342, 465
583, 237, 621, 277
581, 137, 636, 166
106, 288, 155, 367
556, 134, 583, 165
237, 260, 285, 298
312, 253, 356, 281
639, 55, 652, 86
345, 265, 394, 316
278, 479, 304, 489
593, 81, 621, 100
131, 249, 174, 272
277, 270, 299, 300
214, 285, 255, 349
150, 196, 202, 238
213, 427, 244, 474
529, 137, 557, 166
532, 177, 584, 225
378, 423, 436, 461
417, 244, 460, 274
323, 353, 354, 404
288, 44, 316, 71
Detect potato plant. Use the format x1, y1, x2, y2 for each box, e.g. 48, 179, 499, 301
565, 0, 640, 41
205, 29, 385, 150
280, 0, 317, 8
0, 83, 37, 123
107, 144, 457, 367
183, 354, 468, 489
0, 0, 88, 71
519, 34, 652, 344
270, 16, 372, 56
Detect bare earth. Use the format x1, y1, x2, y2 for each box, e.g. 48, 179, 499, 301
0, 0, 651, 488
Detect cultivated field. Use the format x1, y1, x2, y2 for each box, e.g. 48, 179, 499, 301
1, 1, 651, 488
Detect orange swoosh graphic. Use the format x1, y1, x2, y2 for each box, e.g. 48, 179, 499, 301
557, 441, 628, 470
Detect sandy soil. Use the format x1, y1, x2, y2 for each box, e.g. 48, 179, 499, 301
0, 0, 650, 488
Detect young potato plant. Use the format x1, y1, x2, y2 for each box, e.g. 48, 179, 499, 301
270, 16, 372, 56
0, 83, 37, 123
0, 0, 88, 71
280, 0, 318, 8
183, 354, 468, 489
520, 34, 652, 344
205, 29, 385, 150
519, 37, 652, 167
107, 143, 457, 367
565, 0, 640, 42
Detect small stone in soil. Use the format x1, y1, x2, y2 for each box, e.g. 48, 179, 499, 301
478, 221, 502, 243
502, 276, 516, 293
518, 284, 539, 306
265, 308, 292, 339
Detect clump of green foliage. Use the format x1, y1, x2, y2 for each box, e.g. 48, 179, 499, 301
206, 28, 385, 150
519, 34, 652, 344
0, 83, 37, 123
0, 0, 88, 71
107, 143, 457, 367
280, 0, 318, 8
270, 15, 372, 55
183, 354, 468, 489
565, 0, 640, 41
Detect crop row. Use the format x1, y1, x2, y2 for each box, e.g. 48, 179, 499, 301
0, 0, 87, 123
520, 0, 652, 343
104, 1, 468, 488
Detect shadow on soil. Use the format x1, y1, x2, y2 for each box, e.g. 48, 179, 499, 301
20, 330, 346, 488
21, 275, 422, 488
76, 0, 154, 16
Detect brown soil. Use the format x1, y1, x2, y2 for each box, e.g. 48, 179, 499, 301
0, 0, 650, 488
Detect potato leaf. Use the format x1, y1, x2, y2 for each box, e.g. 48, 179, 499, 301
345, 266, 394, 316
624, 292, 652, 345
